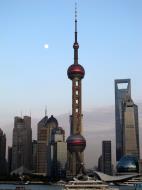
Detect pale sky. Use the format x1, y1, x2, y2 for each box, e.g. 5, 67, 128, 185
0, 0, 142, 125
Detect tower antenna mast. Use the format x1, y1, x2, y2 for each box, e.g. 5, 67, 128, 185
75, 2, 78, 41
45, 105, 47, 117
75, 2, 77, 24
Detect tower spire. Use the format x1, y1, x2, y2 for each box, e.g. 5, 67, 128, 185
75, 2, 77, 35
45, 106, 47, 116
74, 2, 79, 65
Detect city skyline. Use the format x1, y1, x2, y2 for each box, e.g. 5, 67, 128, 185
0, 0, 142, 168
0, 0, 142, 121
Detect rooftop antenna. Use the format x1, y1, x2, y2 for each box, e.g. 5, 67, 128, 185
45, 105, 47, 116
74, 1, 79, 65
75, 2, 77, 20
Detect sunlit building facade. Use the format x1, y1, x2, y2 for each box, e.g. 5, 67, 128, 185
11, 116, 32, 171
50, 127, 67, 178
122, 95, 139, 159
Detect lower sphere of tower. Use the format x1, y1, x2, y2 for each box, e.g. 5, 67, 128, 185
67, 64, 85, 80
66, 134, 86, 153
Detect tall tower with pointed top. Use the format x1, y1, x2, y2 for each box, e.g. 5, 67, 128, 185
66, 5, 86, 178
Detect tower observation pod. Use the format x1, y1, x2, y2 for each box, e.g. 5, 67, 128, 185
66, 4, 86, 178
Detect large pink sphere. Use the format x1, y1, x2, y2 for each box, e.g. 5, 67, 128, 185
67, 64, 85, 80
66, 134, 86, 153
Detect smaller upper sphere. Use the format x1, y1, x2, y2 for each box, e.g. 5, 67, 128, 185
73, 43, 79, 49
67, 64, 85, 80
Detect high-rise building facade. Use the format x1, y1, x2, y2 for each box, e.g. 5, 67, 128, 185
115, 79, 131, 162
97, 155, 103, 172
50, 127, 67, 178
11, 116, 32, 171
122, 95, 139, 158
115, 79, 139, 162
37, 115, 58, 175
8, 146, 12, 174
32, 140, 37, 173
66, 8, 86, 178
0, 129, 6, 176
36, 115, 48, 175
102, 141, 112, 175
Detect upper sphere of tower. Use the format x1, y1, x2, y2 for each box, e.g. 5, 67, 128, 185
73, 42, 79, 49
67, 64, 85, 80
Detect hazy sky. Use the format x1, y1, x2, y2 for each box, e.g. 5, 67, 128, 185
0, 0, 142, 125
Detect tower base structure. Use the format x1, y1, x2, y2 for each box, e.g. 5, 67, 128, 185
66, 151, 85, 179
66, 134, 86, 179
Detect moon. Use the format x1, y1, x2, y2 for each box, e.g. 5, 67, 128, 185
44, 44, 49, 49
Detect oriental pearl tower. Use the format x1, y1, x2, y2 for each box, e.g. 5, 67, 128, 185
66, 5, 86, 178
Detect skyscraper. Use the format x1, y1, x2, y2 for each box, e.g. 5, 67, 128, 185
32, 140, 37, 173
36, 114, 48, 175
8, 146, 12, 174
50, 127, 67, 178
11, 116, 32, 172
66, 6, 86, 178
0, 129, 6, 176
122, 95, 139, 158
37, 114, 58, 175
115, 79, 131, 162
102, 141, 112, 175
115, 79, 139, 161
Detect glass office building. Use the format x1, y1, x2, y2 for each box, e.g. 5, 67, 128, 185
115, 79, 139, 162
115, 79, 131, 162
117, 155, 139, 173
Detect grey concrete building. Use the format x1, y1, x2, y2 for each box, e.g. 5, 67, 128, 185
36, 115, 48, 175
0, 128, 6, 176
53, 142, 67, 178
122, 95, 139, 158
11, 116, 32, 172
8, 146, 12, 174
32, 140, 37, 173
102, 141, 112, 175
49, 127, 67, 178
36, 115, 58, 176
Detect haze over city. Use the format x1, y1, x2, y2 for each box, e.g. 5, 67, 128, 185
0, 0, 142, 168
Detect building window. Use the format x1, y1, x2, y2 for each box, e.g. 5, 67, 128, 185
76, 90, 78, 95
76, 81, 78, 86
76, 99, 78, 104
76, 108, 78, 113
